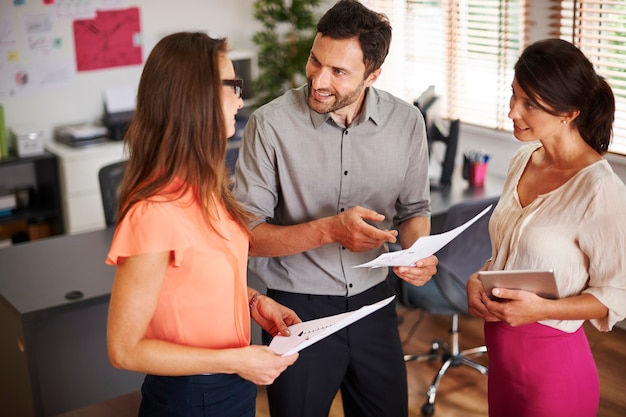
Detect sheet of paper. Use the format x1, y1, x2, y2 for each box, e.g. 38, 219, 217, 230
353, 204, 493, 268
269, 295, 395, 357
103, 85, 136, 113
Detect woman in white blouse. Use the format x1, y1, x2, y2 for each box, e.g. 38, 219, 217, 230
466, 38, 626, 417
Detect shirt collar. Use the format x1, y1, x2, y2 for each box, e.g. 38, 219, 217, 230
305, 85, 381, 129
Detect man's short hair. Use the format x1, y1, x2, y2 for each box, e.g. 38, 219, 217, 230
317, 0, 392, 77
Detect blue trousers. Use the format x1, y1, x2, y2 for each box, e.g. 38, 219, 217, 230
138, 373, 256, 417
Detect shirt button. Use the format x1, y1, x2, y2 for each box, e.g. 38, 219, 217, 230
340, 208, 345, 212
344, 171, 348, 175
349, 283, 353, 288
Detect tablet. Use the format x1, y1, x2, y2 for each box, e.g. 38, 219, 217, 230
478, 269, 559, 300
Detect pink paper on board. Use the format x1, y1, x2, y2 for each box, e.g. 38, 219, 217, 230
73, 7, 142, 72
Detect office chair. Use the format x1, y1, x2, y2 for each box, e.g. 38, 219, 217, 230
98, 160, 127, 227
390, 195, 498, 416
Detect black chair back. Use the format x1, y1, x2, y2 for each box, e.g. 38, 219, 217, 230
98, 161, 127, 227
433, 196, 499, 312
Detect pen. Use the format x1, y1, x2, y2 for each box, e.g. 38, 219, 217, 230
464, 150, 491, 164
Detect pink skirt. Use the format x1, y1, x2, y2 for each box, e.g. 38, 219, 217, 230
484, 321, 599, 417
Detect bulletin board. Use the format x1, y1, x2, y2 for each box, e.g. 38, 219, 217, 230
0, 0, 142, 98
0, 0, 260, 143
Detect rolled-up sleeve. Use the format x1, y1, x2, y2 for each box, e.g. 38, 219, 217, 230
581, 176, 626, 331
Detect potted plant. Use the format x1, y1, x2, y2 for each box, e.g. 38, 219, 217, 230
251, 0, 321, 106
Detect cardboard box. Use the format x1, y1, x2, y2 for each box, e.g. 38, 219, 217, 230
10, 127, 45, 157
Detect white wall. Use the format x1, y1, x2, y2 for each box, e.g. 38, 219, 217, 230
1, 0, 262, 141
1, 0, 338, 143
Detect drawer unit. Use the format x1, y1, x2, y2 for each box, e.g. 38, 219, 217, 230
45, 141, 126, 234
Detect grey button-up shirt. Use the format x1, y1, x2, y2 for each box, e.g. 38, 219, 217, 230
233, 85, 430, 296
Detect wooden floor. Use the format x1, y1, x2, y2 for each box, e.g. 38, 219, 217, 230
57, 305, 626, 417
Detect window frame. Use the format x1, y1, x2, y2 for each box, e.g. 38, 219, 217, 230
362, 0, 527, 132
550, 0, 626, 155
364, 0, 626, 157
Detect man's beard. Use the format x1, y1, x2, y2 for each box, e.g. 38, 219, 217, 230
307, 78, 366, 115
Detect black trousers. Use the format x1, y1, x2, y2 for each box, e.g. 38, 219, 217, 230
263, 282, 408, 417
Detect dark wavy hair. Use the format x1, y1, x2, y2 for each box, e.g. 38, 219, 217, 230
117, 32, 252, 234
317, 0, 392, 77
514, 38, 615, 154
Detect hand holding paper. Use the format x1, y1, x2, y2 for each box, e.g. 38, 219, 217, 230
353, 205, 493, 268
269, 296, 395, 356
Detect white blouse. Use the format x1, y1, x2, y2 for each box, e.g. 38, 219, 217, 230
489, 143, 626, 332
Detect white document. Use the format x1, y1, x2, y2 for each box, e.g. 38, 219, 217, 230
269, 295, 395, 356
353, 205, 493, 268
103, 85, 136, 113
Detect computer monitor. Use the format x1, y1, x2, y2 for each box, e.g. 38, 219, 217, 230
229, 50, 255, 100
415, 85, 438, 132
414, 87, 459, 190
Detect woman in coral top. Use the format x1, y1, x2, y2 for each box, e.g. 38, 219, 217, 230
106, 32, 300, 417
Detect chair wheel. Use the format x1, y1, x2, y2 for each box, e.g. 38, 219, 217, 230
421, 403, 434, 416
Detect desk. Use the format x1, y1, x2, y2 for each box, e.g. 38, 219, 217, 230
429, 171, 504, 232
0, 228, 143, 417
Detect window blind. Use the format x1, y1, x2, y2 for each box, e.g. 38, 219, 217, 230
361, 0, 527, 131
550, 0, 626, 155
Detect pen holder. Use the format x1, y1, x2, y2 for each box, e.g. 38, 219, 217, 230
463, 151, 491, 188
463, 153, 489, 188
467, 161, 488, 187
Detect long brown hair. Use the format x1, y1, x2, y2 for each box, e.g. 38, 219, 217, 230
117, 32, 252, 234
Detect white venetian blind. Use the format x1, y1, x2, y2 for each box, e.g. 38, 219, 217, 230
550, 0, 626, 155
361, 0, 527, 130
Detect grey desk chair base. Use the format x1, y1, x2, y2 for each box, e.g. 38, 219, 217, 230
404, 313, 488, 417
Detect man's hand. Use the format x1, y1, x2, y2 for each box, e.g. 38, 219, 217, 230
392, 255, 438, 286
330, 206, 398, 252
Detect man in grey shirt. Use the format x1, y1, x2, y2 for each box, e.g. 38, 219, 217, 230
233, 1, 438, 416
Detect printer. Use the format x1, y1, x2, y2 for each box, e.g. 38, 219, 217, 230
103, 109, 133, 141
102, 86, 136, 141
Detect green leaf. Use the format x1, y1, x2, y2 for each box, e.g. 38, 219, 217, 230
251, 0, 321, 106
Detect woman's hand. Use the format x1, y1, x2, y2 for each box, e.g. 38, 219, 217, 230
480, 288, 549, 327
235, 345, 298, 385
467, 271, 500, 322
251, 294, 302, 337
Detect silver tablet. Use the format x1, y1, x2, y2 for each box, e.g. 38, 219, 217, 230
478, 269, 559, 300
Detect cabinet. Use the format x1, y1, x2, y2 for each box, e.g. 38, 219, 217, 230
0, 228, 144, 417
45, 141, 126, 235
0, 152, 64, 242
